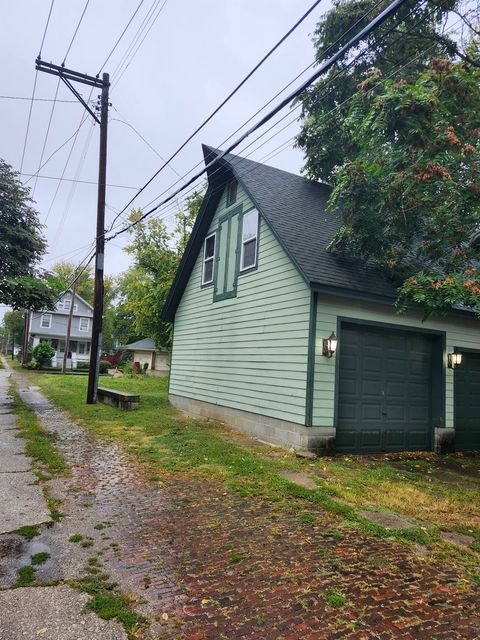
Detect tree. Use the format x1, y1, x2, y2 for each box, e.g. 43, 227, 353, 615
120, 212, 178, 348
296, 0, 478, 183
50, 261, 94, 304
327, 60, 480, 315
2, 310, 25, 350
172, 189, 204, 255
118, 191, 204, 348
296, 0, 480, 315
0, 159, 61, 309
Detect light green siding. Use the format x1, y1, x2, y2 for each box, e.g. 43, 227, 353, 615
313, 294, 480, 428
170, 184, 311, 424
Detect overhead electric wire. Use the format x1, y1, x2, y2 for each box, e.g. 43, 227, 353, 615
107, 0, 410, 235
105, 0, 412, 244
62, 0, 91, 64
32, 78, 61, 198
111, 0, 169, 89
108, 0, 451, 242
97, 0, 147, 74
19, 0, 56, 175
108, 0, 327, 228
110, 0, 164, 81
21, 173, 139, 189
0, 95, 78, 102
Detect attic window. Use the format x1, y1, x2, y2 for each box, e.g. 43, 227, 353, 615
226, 180, 238, 206
240, 209, 259, 271
202, 233, 216, 285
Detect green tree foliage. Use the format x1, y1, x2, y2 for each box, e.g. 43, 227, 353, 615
117, 190, 204, 348
0, 159, 61, 309
328, 61, 480, 314
296, 0, 478, 183
296, 0, 480, 315
50, 261, 94, 304
119, 212, 178, 348
32, 342, 55, 367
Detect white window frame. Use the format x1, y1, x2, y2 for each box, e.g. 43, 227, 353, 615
240, 209, 259, 272
79, 317, 90, 332
202, 232, 216, 285
40, 313, 52, 329
78, 342, 86, 355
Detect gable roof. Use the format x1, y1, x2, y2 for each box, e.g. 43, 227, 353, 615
120, 338, 156, 351
162, 145, 396, 322
63, 289, 94, 311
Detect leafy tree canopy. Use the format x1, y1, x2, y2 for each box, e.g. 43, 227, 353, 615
296, 0, 480, 315
118, 190, 204, 348
0, 159, 61, 309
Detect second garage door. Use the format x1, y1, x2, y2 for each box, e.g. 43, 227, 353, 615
337, 323, 434, 454
454, 351, 480, 451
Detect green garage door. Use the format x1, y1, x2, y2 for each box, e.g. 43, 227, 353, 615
455, 352, 480, 451
337, 323, 433, 454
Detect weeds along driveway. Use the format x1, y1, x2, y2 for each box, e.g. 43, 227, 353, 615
12, 367, 480, 639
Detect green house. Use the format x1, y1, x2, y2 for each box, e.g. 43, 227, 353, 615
162, 145, 480, 455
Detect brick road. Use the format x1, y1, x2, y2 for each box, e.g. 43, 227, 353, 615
15, 378, 480, 639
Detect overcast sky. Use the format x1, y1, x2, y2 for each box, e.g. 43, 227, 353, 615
1, 0, 332, 320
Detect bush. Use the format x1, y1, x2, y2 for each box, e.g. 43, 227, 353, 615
32, 342, 55, 367
99, 360, 110, 374
26, 358, 40, 370
123, 361, 136, 378
76, 362, 89, 370
118, 350, 133, 369
142, 362, 149, 375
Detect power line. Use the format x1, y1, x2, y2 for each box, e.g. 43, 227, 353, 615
63, 0, 91, 64
32, 78, 61, 198
38, 0, 56, 57
21, 173, 139, 189
106, 0, 411, 243
111, 0, 169, 89
98, 0, 147, 74
0, 95, 78, 102
110, 0, 163, 81
107, 0, 326, 229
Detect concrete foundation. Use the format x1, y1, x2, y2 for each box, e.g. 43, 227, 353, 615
169, 394, 335, 453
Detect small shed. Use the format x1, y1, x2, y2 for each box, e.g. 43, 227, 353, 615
120, 338, 169, 376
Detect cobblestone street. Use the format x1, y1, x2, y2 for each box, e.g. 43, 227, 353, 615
4, 369, 480, 639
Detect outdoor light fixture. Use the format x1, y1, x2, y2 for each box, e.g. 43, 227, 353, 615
448, 352, 463, 369
322, 331, 338, 358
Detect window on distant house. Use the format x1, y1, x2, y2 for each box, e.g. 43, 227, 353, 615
59, 340, 66, 353
79, 317, 90, 332
226, 180, 237, 206
40, 314, 52, 329
240, 209, 259, 271
78, 343, 85, 355
202, 233, 216, 285
64, 299, 71, 311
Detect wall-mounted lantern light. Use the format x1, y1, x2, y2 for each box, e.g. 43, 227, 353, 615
448, 352, 462, 369
322, 331, 338, 358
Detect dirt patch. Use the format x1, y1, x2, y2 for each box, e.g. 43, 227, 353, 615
359, 509, 420, 530
441, 531, 475, 549
279, 470, 319, 490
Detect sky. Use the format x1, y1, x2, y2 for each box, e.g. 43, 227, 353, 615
1, 0, 332, 320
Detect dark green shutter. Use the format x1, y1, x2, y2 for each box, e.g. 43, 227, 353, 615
213, 205, 241, 302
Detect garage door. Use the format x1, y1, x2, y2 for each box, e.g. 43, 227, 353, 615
337, 323, 433, 453
455, 352, 480, 451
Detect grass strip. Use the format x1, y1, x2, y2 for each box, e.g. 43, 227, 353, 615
9, 381, 68, 476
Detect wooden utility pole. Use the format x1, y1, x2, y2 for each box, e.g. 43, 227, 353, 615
22, 311, 30, 364
62, 282, 77, 373
87, 73, 109, 403
35, 59, 110, 403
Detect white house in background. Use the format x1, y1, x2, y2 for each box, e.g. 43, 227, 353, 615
29, 290, 93, 368
120, 338, 170, 376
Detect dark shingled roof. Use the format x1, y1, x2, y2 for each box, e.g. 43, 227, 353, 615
162, 145, 396, 322
217, 146, 396, 298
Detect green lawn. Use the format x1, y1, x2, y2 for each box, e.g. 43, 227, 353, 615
20, 370, 480, 576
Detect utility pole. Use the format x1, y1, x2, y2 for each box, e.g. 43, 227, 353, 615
36, 59, 110, 404
62, 282, 77, 373
22, 310, 31, 364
